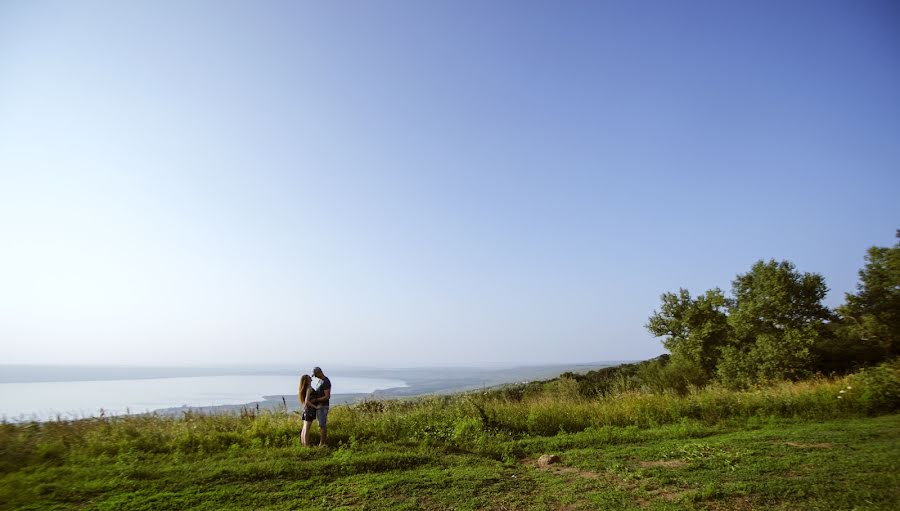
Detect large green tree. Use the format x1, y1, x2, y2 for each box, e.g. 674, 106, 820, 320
836, 231, 900, 360
647, 235, 899, 389
718, 260, 832, 387
645, 287, 730, 377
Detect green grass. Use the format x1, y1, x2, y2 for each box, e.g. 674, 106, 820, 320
2, 364, 898, 510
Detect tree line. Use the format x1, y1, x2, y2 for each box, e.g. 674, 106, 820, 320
645, 230, 899, 389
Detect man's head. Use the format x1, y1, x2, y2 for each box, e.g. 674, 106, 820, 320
312, 367, 324, 378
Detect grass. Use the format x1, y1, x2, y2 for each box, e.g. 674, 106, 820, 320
1, 364, 898, 510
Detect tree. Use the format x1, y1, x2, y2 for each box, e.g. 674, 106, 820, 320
836, 231, 900, 360
645, 287, 730, 377
718, 260, 832, 387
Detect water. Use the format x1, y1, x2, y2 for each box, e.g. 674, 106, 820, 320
0, 374, 406, 421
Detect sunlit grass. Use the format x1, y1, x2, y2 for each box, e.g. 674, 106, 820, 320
1, 362, 896, 510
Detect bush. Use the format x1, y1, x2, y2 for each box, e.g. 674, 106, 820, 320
558, 359, 649, 397
851, 360, 900, 414
637, 355, 709, 395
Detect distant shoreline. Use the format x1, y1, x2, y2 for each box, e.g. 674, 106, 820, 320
1, 362, 626, 421
151, 362, 622, 416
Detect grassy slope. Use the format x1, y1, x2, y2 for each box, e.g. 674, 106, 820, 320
2, 365, 898, 510
2, 415, 898, 510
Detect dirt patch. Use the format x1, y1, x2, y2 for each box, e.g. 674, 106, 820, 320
638, 459, 688, 469
545, 465, 603, 479
706, 495, 754, 510
644, 487, 691, 502
523, 459, 604, 480
784, 442, 833, 449
525, 457, 689, 509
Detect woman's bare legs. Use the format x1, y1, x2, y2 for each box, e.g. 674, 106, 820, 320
301, 420, 311, 446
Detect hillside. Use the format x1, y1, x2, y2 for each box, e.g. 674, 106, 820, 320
2, 362, 898, 510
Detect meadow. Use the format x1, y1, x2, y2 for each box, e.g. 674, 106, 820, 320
1, 362, 898, 510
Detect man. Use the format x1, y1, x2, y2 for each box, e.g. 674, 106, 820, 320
310, 366, 332, 447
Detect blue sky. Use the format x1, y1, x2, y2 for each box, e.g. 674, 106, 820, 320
1, 1, 898, 366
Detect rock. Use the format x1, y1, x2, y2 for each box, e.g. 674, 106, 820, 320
537, 454, 561, 467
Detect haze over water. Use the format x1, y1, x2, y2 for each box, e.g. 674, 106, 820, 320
0, 373, 406, 422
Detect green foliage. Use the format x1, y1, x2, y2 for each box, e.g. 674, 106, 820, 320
850, 359, 900, 414
450, 416, 484, 450
558, 360, 645, 397
647, 257, 849, 389
837, 231, 900, 362
719, 260, 831, 387
714, 344, 759, 389
728, 260, 831, 337
718, 323, 825, 388
645, 288, 730, 376
811, 321, 883, 375
636, 353, 709, 395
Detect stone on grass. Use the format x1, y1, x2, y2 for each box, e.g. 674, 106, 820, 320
537, 454, 561, 467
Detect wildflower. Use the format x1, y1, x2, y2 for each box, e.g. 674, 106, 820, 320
847, 386, 852, 390
837, 396, 843, 399
839, 390, 846, 394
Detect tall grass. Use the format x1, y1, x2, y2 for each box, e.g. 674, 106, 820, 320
2, 361, 897, 474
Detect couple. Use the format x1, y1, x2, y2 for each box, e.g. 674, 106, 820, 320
298, 366, 331, 447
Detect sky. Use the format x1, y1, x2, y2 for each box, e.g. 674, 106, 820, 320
1, 0, 898, 367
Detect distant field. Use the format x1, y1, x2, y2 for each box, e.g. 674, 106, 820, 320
2, 367, 898, 510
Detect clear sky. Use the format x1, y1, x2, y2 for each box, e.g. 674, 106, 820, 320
1, 1, 898, 367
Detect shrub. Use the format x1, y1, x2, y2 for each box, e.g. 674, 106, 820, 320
851, 360, 900, 414
637, 355, 709, 395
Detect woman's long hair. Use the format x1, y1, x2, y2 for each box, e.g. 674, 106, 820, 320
298, 374, 312, 406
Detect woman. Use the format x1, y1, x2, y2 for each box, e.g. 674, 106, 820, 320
298, 374, 319, 446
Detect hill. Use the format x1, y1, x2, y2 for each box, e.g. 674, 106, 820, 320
1, 361, 898, 510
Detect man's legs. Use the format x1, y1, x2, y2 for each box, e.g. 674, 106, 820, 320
317, 406, 329, 446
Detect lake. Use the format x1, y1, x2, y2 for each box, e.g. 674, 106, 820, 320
0, 374, 406, 421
